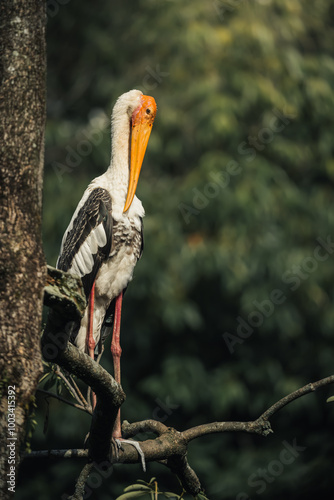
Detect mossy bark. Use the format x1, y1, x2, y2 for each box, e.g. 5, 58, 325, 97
0, 1, 46, 497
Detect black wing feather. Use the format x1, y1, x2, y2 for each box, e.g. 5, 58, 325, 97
57, 187, 113, 298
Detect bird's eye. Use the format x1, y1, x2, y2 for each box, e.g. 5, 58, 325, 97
146, 108, 151, 115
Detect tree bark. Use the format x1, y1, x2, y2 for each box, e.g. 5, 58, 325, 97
0, 1, 46, 498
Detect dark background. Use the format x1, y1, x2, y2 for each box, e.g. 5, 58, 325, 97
17, 0, 334, 498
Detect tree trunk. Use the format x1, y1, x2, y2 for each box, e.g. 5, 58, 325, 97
0, 1, 46, 498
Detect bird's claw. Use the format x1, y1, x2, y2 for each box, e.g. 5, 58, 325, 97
114, 438, 146, 472
111, 438, 121, 462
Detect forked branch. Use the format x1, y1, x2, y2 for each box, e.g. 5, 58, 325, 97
38, 266, 334, 498
27, 374, 334, 497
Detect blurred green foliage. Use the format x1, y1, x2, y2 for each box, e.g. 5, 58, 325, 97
17, 0, 334, 498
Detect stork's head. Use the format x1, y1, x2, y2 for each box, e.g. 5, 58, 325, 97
112, 89, 157, 213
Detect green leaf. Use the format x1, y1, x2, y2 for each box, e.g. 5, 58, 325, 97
194, 494, 210, 500
124, 485, 152, 493
39, 372, 50, 384
115, 492, 149, 500
137, 479, 153, 486
326, 396, 334, 403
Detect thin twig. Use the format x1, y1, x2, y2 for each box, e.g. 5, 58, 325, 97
86, 386, 94, 410
37, 389, 92, 415
55, 367, 83, 404
259, 375, 334, 421
69, 374, 89, 408
95, 347, 104, 365
23, 449, 88, 459
182, 375, 334, 443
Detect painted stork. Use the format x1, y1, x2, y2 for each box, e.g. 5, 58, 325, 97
56, 90, 157, 457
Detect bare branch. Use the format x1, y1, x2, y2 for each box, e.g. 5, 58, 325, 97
259, 375, 334, 422
42, 331, 125, 463
122, 419, 168, 438
183, 374, 334, 442
28, 373, 334, 462
163, 454, 202, 497
24, 449, 88, 459
67, 463, 94, 500
182, 419, 272, 443
24, 428, 187, 464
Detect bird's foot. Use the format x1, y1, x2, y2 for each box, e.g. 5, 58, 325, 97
112, 438, 146, 472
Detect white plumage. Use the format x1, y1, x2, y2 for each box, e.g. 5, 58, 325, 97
57, 89, 156, 354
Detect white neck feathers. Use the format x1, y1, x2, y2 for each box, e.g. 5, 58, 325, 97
108, 109, 130, 200
104, 89, 144, 219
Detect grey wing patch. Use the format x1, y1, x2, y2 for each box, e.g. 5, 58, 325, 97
57, 187, 113, 298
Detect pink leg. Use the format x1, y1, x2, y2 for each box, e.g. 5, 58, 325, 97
87, 282, 96, 408
110, 292, 146, 470
110, 291, 123, 438
87, 281, 96, 359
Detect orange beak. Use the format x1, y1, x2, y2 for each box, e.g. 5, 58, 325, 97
123, 95, 157, 213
